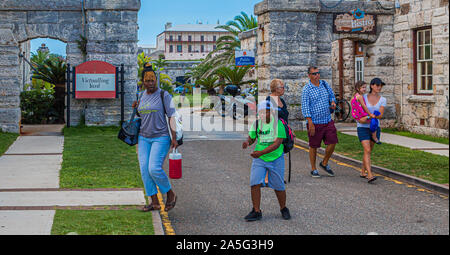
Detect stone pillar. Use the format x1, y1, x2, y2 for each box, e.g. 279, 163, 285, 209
78, 0, 140, 126
255, 0, 320, 129
0, 25, 21, 133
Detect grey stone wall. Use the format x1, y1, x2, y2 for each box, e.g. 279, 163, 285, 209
254, 0, 395, 130
0, 0, 140, 132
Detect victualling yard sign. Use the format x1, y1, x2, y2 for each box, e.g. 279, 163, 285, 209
74, 60, 117, 99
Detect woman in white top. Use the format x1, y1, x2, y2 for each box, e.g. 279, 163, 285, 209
356, 78, 386, 183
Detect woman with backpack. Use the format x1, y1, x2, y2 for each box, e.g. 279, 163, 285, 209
132, 63, 178, 212
264, 79, 292, 185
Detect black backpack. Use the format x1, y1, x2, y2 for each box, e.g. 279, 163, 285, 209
255, 118, 294, 154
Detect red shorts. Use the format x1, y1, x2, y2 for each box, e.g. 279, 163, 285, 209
307, 120, 339, 148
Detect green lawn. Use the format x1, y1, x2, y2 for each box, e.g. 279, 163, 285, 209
172, 93, 210, 108
382, 128, 449, 145
60, 126, 143, 189
51, 208, 154, 235
0, 131, 18, 156
294, 130, 449, 184
56, 126, 155, 235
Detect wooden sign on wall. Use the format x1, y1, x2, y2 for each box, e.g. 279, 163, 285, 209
333, 8, 377, 34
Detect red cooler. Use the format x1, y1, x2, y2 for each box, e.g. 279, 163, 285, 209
169, 149, 182, 179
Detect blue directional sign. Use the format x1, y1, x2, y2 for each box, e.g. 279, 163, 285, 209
235, 50, 255, 67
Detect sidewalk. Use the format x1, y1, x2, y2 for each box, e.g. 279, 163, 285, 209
0, 125, 157, 235
334, 123, 449, 157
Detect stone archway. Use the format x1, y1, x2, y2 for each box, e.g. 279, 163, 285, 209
0, 0, 140, 133
254, 0, 395, 129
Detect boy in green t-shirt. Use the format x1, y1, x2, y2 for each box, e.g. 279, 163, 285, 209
242, 100, 291, 221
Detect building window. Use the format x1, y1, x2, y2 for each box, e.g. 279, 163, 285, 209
169, 45, 173, 53
415, 28, 433, 94
169, 35, 173, 42
201, 45, 204, 53
188, 45, 192, 53
355, 57, 364, 82
178, 35, 182, 41
201, 35, 204, 42
188, 35, 192, 42
177, 45, 182, 53
213, 35, 217, 41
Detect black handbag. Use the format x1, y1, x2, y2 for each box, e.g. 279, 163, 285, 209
118, 92, 144, 146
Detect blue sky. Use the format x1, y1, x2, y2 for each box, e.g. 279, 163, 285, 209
30, 0, 261, 57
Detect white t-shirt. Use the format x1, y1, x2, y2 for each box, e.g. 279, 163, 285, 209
357, 94, 387, 128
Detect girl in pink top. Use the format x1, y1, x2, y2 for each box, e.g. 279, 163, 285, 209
351, 81, 380, 144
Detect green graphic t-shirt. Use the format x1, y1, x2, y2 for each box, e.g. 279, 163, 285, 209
249, 117, 286, 162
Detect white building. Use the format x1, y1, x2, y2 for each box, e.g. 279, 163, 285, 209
156, 22, 232, 60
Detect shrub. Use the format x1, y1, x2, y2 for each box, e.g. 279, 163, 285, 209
20, 88, 58, 124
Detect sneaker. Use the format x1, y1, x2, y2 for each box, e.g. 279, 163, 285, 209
280, 207, 291, 220
244, 209, 262, 221
319, 162, 335, 177
311, 170, 321, 178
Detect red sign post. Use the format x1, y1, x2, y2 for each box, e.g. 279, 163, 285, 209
74, 60, 117, 99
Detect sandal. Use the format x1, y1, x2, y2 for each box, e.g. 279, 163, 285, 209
142, 204, 161, 212
368, 176, 378, 183
360, 174, 367, 178
164, 194, 177, 212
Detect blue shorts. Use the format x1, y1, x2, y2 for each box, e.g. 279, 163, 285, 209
357, 127, 380, 142
250, 155, 285, 191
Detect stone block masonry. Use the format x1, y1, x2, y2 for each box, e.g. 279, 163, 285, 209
0, 0, 141, 132
254, 0, 395, 129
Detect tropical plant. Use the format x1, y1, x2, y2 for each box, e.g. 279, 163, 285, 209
30, 50, 50, 67
31, 57, 66, 86
185, 62, 213, 84
196, 75, 219, 95
152, 58, 169, 71
20, 88, 57, 124
216, 11, 258, 35
137, 52, 152, 89
215, 65, 256, 88
200, 11, 258, 78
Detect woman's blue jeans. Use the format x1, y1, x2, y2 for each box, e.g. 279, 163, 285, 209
137, 135, 171, 197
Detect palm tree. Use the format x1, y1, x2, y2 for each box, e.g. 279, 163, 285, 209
31, 56, 67, 123
185, 62, 213, 84
196, 75, 219, 95
215, 65, 256, 88
216, 11, 258, 35
200, 12, 257, 79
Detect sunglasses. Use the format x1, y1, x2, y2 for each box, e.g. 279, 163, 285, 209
309, 72, 320, 76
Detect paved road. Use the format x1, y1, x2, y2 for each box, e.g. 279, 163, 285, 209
164, 138, 449, 235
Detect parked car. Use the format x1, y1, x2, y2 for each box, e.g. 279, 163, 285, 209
174, 86, 190, 94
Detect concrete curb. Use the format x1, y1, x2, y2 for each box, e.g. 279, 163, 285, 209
152, 210, 165, 235
295, 138, 449, 196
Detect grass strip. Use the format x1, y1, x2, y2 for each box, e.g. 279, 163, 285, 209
294, 130, 449, 184
0, 131, 19, 156
60, 126, 143, 189
51, 208, 154, 235
382, 128, 449, 145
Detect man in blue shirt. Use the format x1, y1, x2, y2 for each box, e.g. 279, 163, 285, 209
301, 66, 339, 178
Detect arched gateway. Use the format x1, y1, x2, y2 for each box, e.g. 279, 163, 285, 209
254, 0, 395, 129
0, 0, 140, 133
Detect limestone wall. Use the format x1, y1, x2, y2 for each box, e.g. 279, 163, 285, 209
254, 0, 395, 130
393, 0, 449, 137
0, 0, 140, 132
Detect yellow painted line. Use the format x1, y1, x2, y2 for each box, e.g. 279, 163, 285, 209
293, 144, 448, 199
156, 187, 176, 235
